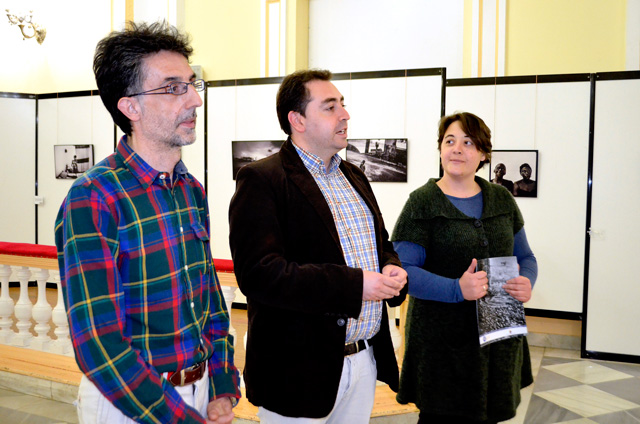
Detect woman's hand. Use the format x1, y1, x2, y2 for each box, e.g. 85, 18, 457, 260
503, 275, 532, 302
459, 258, 488, 300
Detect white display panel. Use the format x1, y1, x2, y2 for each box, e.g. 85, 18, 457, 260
0, 97, 36, 243
180, 90, 206, 184
526, 82, 590, 313
587, 77, 640, 357
367, 75, 444, 233
445, 84, 497, 129
207, 85, 242, 261
37, 95, 115, 246
446, 80, 591, 314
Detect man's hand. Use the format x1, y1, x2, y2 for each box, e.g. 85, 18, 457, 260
362, 266, 406, 301
206, 397, 234, 424
459, 258, 488, 301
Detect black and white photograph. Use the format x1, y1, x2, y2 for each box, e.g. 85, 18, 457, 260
476, 256, 528, 347
231, 140, 284, 179
488, 150, 538, 198
345, 138, 407, 182
54, 144, 94, 179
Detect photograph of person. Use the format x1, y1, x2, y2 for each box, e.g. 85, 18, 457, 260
513, 162, 537, 197
490, 162, 514, 193
488, 150, 539, 198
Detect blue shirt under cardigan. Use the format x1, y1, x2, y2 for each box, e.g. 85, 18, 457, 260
394, 191, 537, 303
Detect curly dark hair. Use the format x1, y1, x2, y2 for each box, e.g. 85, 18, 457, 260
276, 69, 333, 135
437, 111, 492, 171
93, 21, 193, 135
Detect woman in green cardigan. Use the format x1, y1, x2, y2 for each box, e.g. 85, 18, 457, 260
392, 112, 538, 423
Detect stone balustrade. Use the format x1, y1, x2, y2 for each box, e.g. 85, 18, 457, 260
0, 242, 240, 357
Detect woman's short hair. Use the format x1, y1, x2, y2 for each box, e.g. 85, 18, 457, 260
437, 112, 492, 171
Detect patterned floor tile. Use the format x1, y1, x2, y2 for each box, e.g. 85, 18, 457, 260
541, 356, 584, 367
536, 384, 639, 417
544, 361, 635, 385
523, 394, 583, 423
588, 408, 640, 423
595, 361, 640, 378
543, 348, 582, 360
592, 377, 640, 404
533, 367, 584, 393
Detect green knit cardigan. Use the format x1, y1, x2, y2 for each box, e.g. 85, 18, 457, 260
392, 177, 533, 422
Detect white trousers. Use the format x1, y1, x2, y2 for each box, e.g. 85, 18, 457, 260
258, 347, 377, 424
76, 367, 209, 424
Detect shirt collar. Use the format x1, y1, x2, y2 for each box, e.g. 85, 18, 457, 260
116, 135, 190, 189
291, 140, 341, 176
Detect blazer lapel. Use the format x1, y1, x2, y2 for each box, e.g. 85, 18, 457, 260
280, 139, 343, 250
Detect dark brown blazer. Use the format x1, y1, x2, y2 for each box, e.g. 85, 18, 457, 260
229, 138, 406, 418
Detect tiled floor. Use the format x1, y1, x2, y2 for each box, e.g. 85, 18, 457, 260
523, 350, 640, 424
0, 387, 78, 424
1, 345, 639, 423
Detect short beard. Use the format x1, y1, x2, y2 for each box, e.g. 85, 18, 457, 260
164, 131, 197, 149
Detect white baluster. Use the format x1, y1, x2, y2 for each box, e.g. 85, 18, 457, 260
30, 268, 52, 351
388, 305, 402, 354
220, 285, 237, 340
49, 271, 73, 355
12, 267, 33, 347
0, 264, 15, 344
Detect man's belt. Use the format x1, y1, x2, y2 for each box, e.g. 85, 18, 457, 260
344, 338, 373, 356
166, 361, 206, 386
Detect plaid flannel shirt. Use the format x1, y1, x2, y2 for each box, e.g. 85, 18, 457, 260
55, 137, 240, 424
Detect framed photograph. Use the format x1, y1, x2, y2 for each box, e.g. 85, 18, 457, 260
488, 150, 538, 198
54, 144, 94, 179
232, 140, 284, 179
345, 138, 408, 182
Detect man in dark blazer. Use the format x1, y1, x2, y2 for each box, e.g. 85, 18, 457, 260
229, 69, 407, 423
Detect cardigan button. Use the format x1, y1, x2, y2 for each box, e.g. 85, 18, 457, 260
480, 239, 489, 247
474, 219, 482, 228
337, 318, 346, 326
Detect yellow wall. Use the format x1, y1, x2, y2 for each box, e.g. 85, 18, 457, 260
463, 0, 473, 77
185, 0, 263, 80
285, 0, 309, 74
505, 0, 627, 75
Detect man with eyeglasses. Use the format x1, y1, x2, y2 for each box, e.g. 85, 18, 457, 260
55, 22, 240, 424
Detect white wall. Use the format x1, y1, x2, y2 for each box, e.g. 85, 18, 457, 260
308, 0, 464, 77
0, 96, 36, 243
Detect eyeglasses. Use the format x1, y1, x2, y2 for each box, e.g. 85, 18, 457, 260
129, 79, 206, 97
